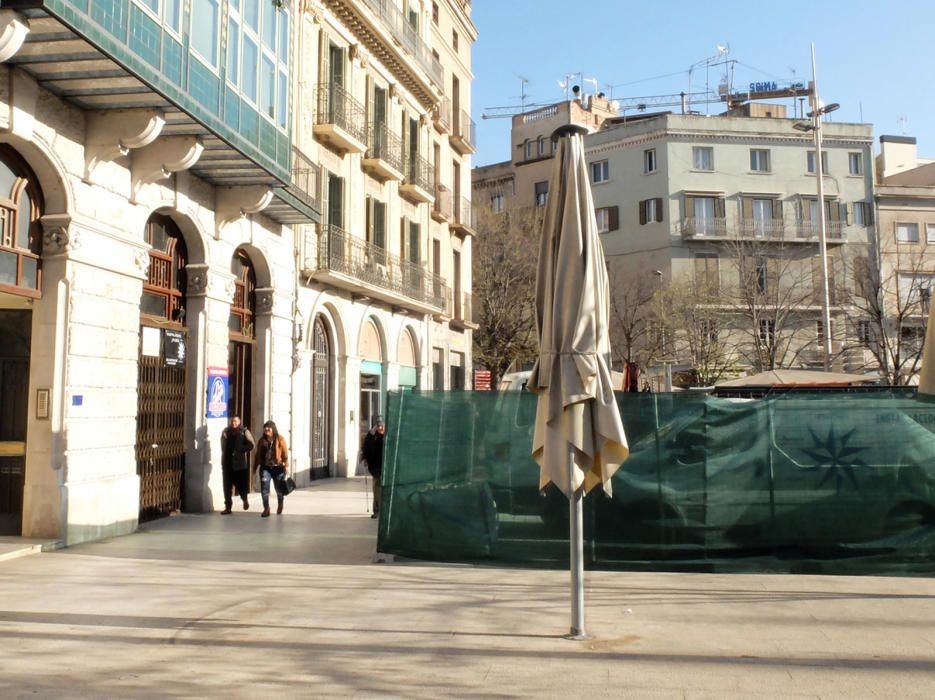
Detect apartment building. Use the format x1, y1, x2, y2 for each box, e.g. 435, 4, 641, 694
295, 0, 476, 480
872, 136, 935, 383
0, 0, 474, 545
473, 95, 876, 382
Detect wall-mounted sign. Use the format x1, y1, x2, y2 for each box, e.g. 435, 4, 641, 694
164, 330, 186, 367
142, 326, 161, 357
206, 367, 229, 420
36, 388, 50, 419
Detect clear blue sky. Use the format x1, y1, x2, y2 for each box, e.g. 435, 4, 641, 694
470, 0, 935, 167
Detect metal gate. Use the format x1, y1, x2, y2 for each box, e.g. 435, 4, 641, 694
136, 346, 186, 521
0, 309, 30, 535
311, 317, 330, 478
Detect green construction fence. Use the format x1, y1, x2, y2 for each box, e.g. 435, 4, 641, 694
377, 390, 935, 576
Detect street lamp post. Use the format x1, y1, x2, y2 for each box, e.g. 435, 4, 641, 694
794, 43, 839, 372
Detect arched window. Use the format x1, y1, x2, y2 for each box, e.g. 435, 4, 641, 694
141, 214, 187, 322
229, 249, 256, 338
0, 146, 43, 297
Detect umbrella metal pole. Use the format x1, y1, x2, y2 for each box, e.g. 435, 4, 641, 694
568, 444, 588, 639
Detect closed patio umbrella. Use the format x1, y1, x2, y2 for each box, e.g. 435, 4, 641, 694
528, 124, 629, 638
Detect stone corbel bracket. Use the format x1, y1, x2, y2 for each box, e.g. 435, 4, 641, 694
215, 185, 273, 238
84, 108, 165, 181
40, 214, 78, 257
131, 135, 203, 202
0, 11, 30, 64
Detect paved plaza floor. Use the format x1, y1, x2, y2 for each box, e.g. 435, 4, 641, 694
0, 478, 933, 698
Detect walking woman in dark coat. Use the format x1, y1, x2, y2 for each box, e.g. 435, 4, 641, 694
361, 417, 385, 518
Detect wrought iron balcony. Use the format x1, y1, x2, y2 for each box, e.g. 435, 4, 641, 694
795, 220, 846, 242
451, 196, 475, 236
356, 0, 444, 87
450, 109, 476, 154
680, 217, 729, 238
314, 83, 367, 154
314, 224, 447, 312
289, 147, 321, 212
738, 219, 786, 240
400, 153, 435, 204
362, 124, 404, 181
450, 291, 477, 330
435, 97, 452, 134
432, 184, 453, 222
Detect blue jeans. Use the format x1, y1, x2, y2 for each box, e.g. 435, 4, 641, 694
260, 466, 285, 509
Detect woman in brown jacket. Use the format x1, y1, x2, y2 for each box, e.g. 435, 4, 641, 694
254, 420, 289, 517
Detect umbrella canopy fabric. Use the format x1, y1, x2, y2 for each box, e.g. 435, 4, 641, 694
528, 127, 628, 497
716, 369, 878, 388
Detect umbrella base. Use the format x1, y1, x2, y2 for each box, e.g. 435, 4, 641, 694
564, 629, 592, 641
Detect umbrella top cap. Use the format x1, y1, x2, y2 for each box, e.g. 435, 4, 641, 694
551, 124, 588, 142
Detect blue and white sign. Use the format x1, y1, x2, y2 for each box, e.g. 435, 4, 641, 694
207, 367, 229, 419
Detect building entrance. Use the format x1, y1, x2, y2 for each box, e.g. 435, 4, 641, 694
0, 309, 30, 535
136, 215, 188, 521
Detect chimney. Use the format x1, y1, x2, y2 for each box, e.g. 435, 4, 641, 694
878, 135, 918, 179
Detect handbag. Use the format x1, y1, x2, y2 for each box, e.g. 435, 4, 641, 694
276, 473, 297, 496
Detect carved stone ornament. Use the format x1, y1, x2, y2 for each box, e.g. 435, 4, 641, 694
43, 226, 80, 254
133, 249, 150, 275
187, 270, 208, 295
255, 288, 275, 314
223, 279, 236, 299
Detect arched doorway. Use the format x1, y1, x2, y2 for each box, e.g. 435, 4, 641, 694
0, 146, 43, 535
228, 249, 256, 433
136, 214, 188, 521
359, 317, 383, 441
310, 315, 331, 479
397, 327, 419, 390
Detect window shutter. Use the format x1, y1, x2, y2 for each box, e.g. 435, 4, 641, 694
844, 203, 853, 225
365, 74, 373, 130
714, 197, 726, 218
639, 200, 647, 225
827, 199, 840, 222
684, 195, 696, 221
608, 205, 619, 231
840, 202, 849, 223
867, 202, 875, 225
318, 29, 330, 85
801, 198, 812, 221
694, 256, 706, 289
741, 196, 753, 221
400, 217, 406, 258
654, 198, 663, 222
811, 257, 822, 305
365, 196, 373, 245
772, 199, 783, 221
374, 202, 385, 250
766, 258, 780, 300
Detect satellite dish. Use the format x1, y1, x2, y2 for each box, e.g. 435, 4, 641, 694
584, 77, 599, 88
558, 79, 567, 90
610, 100, 620, 112
716, 43, 729, 54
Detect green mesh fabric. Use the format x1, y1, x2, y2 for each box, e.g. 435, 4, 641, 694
378, 390, 935, 575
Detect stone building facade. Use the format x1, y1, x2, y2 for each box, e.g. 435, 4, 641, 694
0, 0, 474, 544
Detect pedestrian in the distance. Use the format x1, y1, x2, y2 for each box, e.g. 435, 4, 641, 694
220, 415, 255, 514
361, 417, 385, 518
253, 420, 289, 518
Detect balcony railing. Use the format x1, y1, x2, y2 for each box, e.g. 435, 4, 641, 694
452, 196, 474, 234
317, 224, 446, 309
315, 83, 367, 146
795, 220, 846, 241
451, 291, 474, 326
433, 184, 452, 220
680, 217, 729, 238
451, 109, 476, 153
739, 219, 785, 239
358, 0, 444, 86
365, 123, 404, 175
680, 217, 847, 243
290, 147, 321, 212
404, 153, 435, 193
435, 97, 452, 133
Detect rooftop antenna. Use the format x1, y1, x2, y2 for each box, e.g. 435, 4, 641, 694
898, 115, 909, 136
514, 74, 530, 112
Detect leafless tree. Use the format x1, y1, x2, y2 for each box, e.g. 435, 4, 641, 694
471, 202, 542, 387
837, 248, 934, 385
720, 237, 822, 372
606, 264, 661, 374
652, 279, 738, 386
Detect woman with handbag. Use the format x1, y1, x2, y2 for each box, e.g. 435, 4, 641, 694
253, 420, 289, 517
